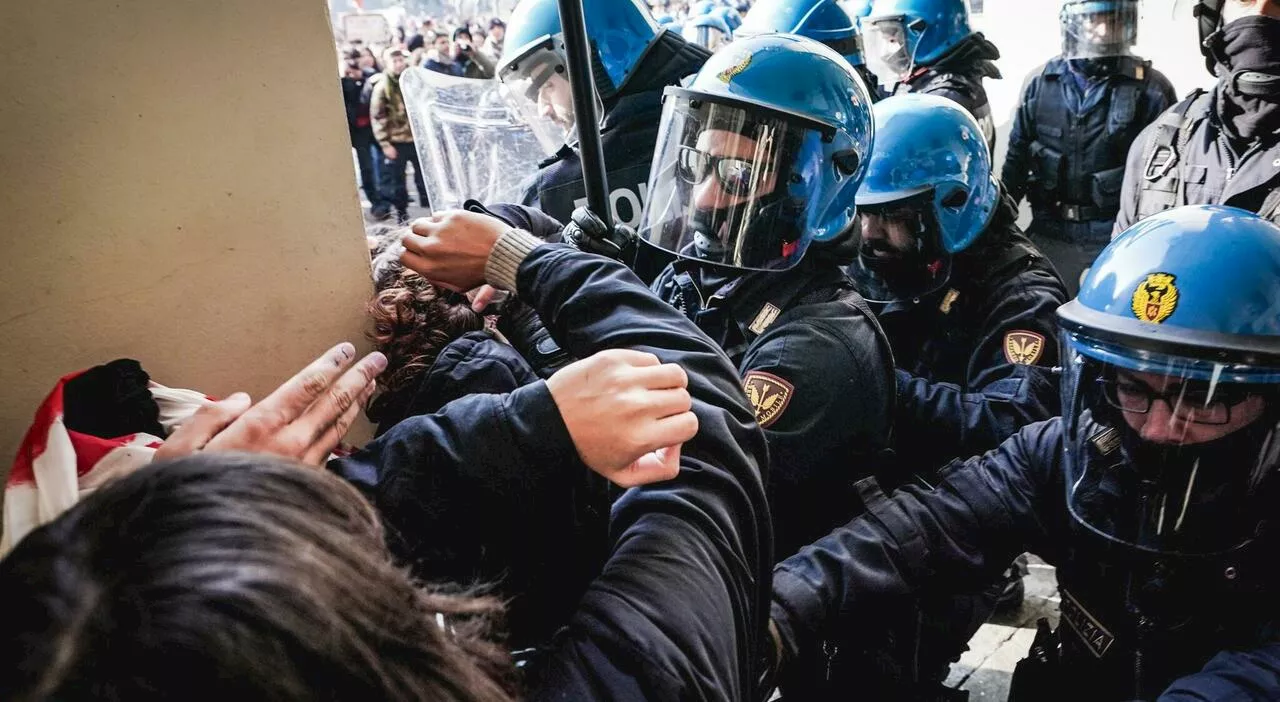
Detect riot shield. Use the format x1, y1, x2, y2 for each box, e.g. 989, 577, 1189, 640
402, 67, 558, 213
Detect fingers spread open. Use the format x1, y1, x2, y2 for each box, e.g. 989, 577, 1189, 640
297, 352, 387, 446
301, 379, 377, 466
253, 343, 361, 424
154, 393, 252, 461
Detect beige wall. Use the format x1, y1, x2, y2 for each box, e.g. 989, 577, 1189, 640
0, 1, 374, 467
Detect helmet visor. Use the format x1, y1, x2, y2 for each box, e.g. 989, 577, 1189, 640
1061, 331, 1280, 557
1061, 2, 1139, 60
846, 191, 952, 303
497, 38, 601, 156
863, 16, 913, 88
638, 91, 829, 271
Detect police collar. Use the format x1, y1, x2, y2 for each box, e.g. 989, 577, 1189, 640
725, 263, 845, 340
1050, 56, 1148, 81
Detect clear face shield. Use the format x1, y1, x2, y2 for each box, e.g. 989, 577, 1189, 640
1060, 333, 1280, 557
497, 37, 603, 155
638, 91, 829, 272
863, 16, 915, 88
846, 191, 952, 303
1060, 2, 1139, 60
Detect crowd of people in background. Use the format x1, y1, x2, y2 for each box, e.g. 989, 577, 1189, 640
338, 12, 510, 221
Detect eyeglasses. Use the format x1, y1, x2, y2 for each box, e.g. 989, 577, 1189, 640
1097, 377, 1259, 426
675, 146, 763, 198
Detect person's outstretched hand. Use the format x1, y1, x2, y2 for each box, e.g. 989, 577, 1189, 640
547, 349, 698, 488
154, 343, 387, 466
401, 210, 510, 293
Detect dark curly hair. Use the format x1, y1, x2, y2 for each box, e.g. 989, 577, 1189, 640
365, 225, 486, 424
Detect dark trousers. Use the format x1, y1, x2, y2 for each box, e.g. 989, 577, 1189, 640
350, 128, 381, 206
378, 142, 429, 218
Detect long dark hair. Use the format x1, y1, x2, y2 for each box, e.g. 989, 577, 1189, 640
0, 454, 517, 702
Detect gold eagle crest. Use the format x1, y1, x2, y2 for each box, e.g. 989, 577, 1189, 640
1131, 272, 1179, 324
742, 371, 794, 429
1003, 331, 1045, 366
717, 52, 752, 83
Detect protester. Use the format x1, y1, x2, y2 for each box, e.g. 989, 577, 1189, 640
371, 48, 430, 220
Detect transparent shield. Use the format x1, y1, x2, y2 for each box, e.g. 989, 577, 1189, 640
638, 93, 827, 272
1060, 332, 1280, 556
1061, 3, 1139, 60
846, 192, 953, 303
864, 16, 913, 89
402, 67, 554, 213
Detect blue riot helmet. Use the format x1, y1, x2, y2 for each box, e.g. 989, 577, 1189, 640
655, 12, 676, 25
847, 93, 997, 302
1057, 205, 1280, 558
737, 0, 868, 67
683, 11, 734, 51
497, 0, 660, 149
638, 34, 874, 272
1060, 0, 1139, 60
862, 0, 974, 87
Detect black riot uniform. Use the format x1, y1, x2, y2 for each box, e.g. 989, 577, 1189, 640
521, 31, 709, 232
1114, 15, 1280, 233
773, 204, 1280, 702
771, 418, 1280, 702
895, 33, 1002, 154
1003, 56, 1176, 295
495, 203, 896, 561
875, 194, 1067, 479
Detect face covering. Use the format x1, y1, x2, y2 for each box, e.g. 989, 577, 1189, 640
1205, 16, 1280, 141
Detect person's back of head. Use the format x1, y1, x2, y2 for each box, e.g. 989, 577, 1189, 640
0, 454, 516, 702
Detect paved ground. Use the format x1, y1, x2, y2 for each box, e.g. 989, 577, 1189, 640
945, 556, 1060, 700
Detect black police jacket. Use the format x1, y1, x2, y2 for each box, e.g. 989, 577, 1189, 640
873, 196, 1067, 477
772, 418, 1280, 701
490, 202, 896, 561
332, 244, 773, 700
651, 257, 896, 561
1115, 82, 1280, 234
1004, 57, 1176, 243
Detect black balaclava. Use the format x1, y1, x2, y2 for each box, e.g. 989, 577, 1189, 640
1206, 16, 1280, 142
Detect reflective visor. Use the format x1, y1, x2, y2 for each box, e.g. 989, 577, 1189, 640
638, 91, 829, 271
1061, 2, 1138, 60
1061, 332, 1280, 556
863, 16, 913, 88
497, 37, 600, 156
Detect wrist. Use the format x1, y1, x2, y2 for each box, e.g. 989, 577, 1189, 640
484, 228, 543, 292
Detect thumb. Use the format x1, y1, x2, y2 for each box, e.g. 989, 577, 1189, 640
612, 445, 682, 488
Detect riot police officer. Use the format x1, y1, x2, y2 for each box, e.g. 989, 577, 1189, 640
1115, 0, 1280, 232
850, 94, 1066, 477
683, 7, 734, 50
492, 34, 896, 561
772, 205, 1280, 701
817, 93, 1066, 699
1003, 0, 1176, 295
736, 0, 885, 102
862, 0, 1002, 152
497, 0, 710, 232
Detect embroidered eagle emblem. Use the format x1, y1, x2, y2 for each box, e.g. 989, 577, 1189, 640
1004, 331, 1046, 366
717, 52, 752, 83
742, 371, 793, 429
1131, 272, 1179, 324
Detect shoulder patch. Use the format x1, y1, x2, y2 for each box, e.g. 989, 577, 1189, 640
742, 371, 794, 429
1004, 330, 1046, 366
749, 303, 782, 335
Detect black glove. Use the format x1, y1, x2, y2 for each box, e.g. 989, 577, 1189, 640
561, 206, 636, 262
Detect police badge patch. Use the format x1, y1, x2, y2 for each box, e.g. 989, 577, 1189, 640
717, 52, 752, 83
742, 371, 794, 429
1131, 272, 1179, 324
1060, 589, 1116, 658
1003, 330, 1045, 365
